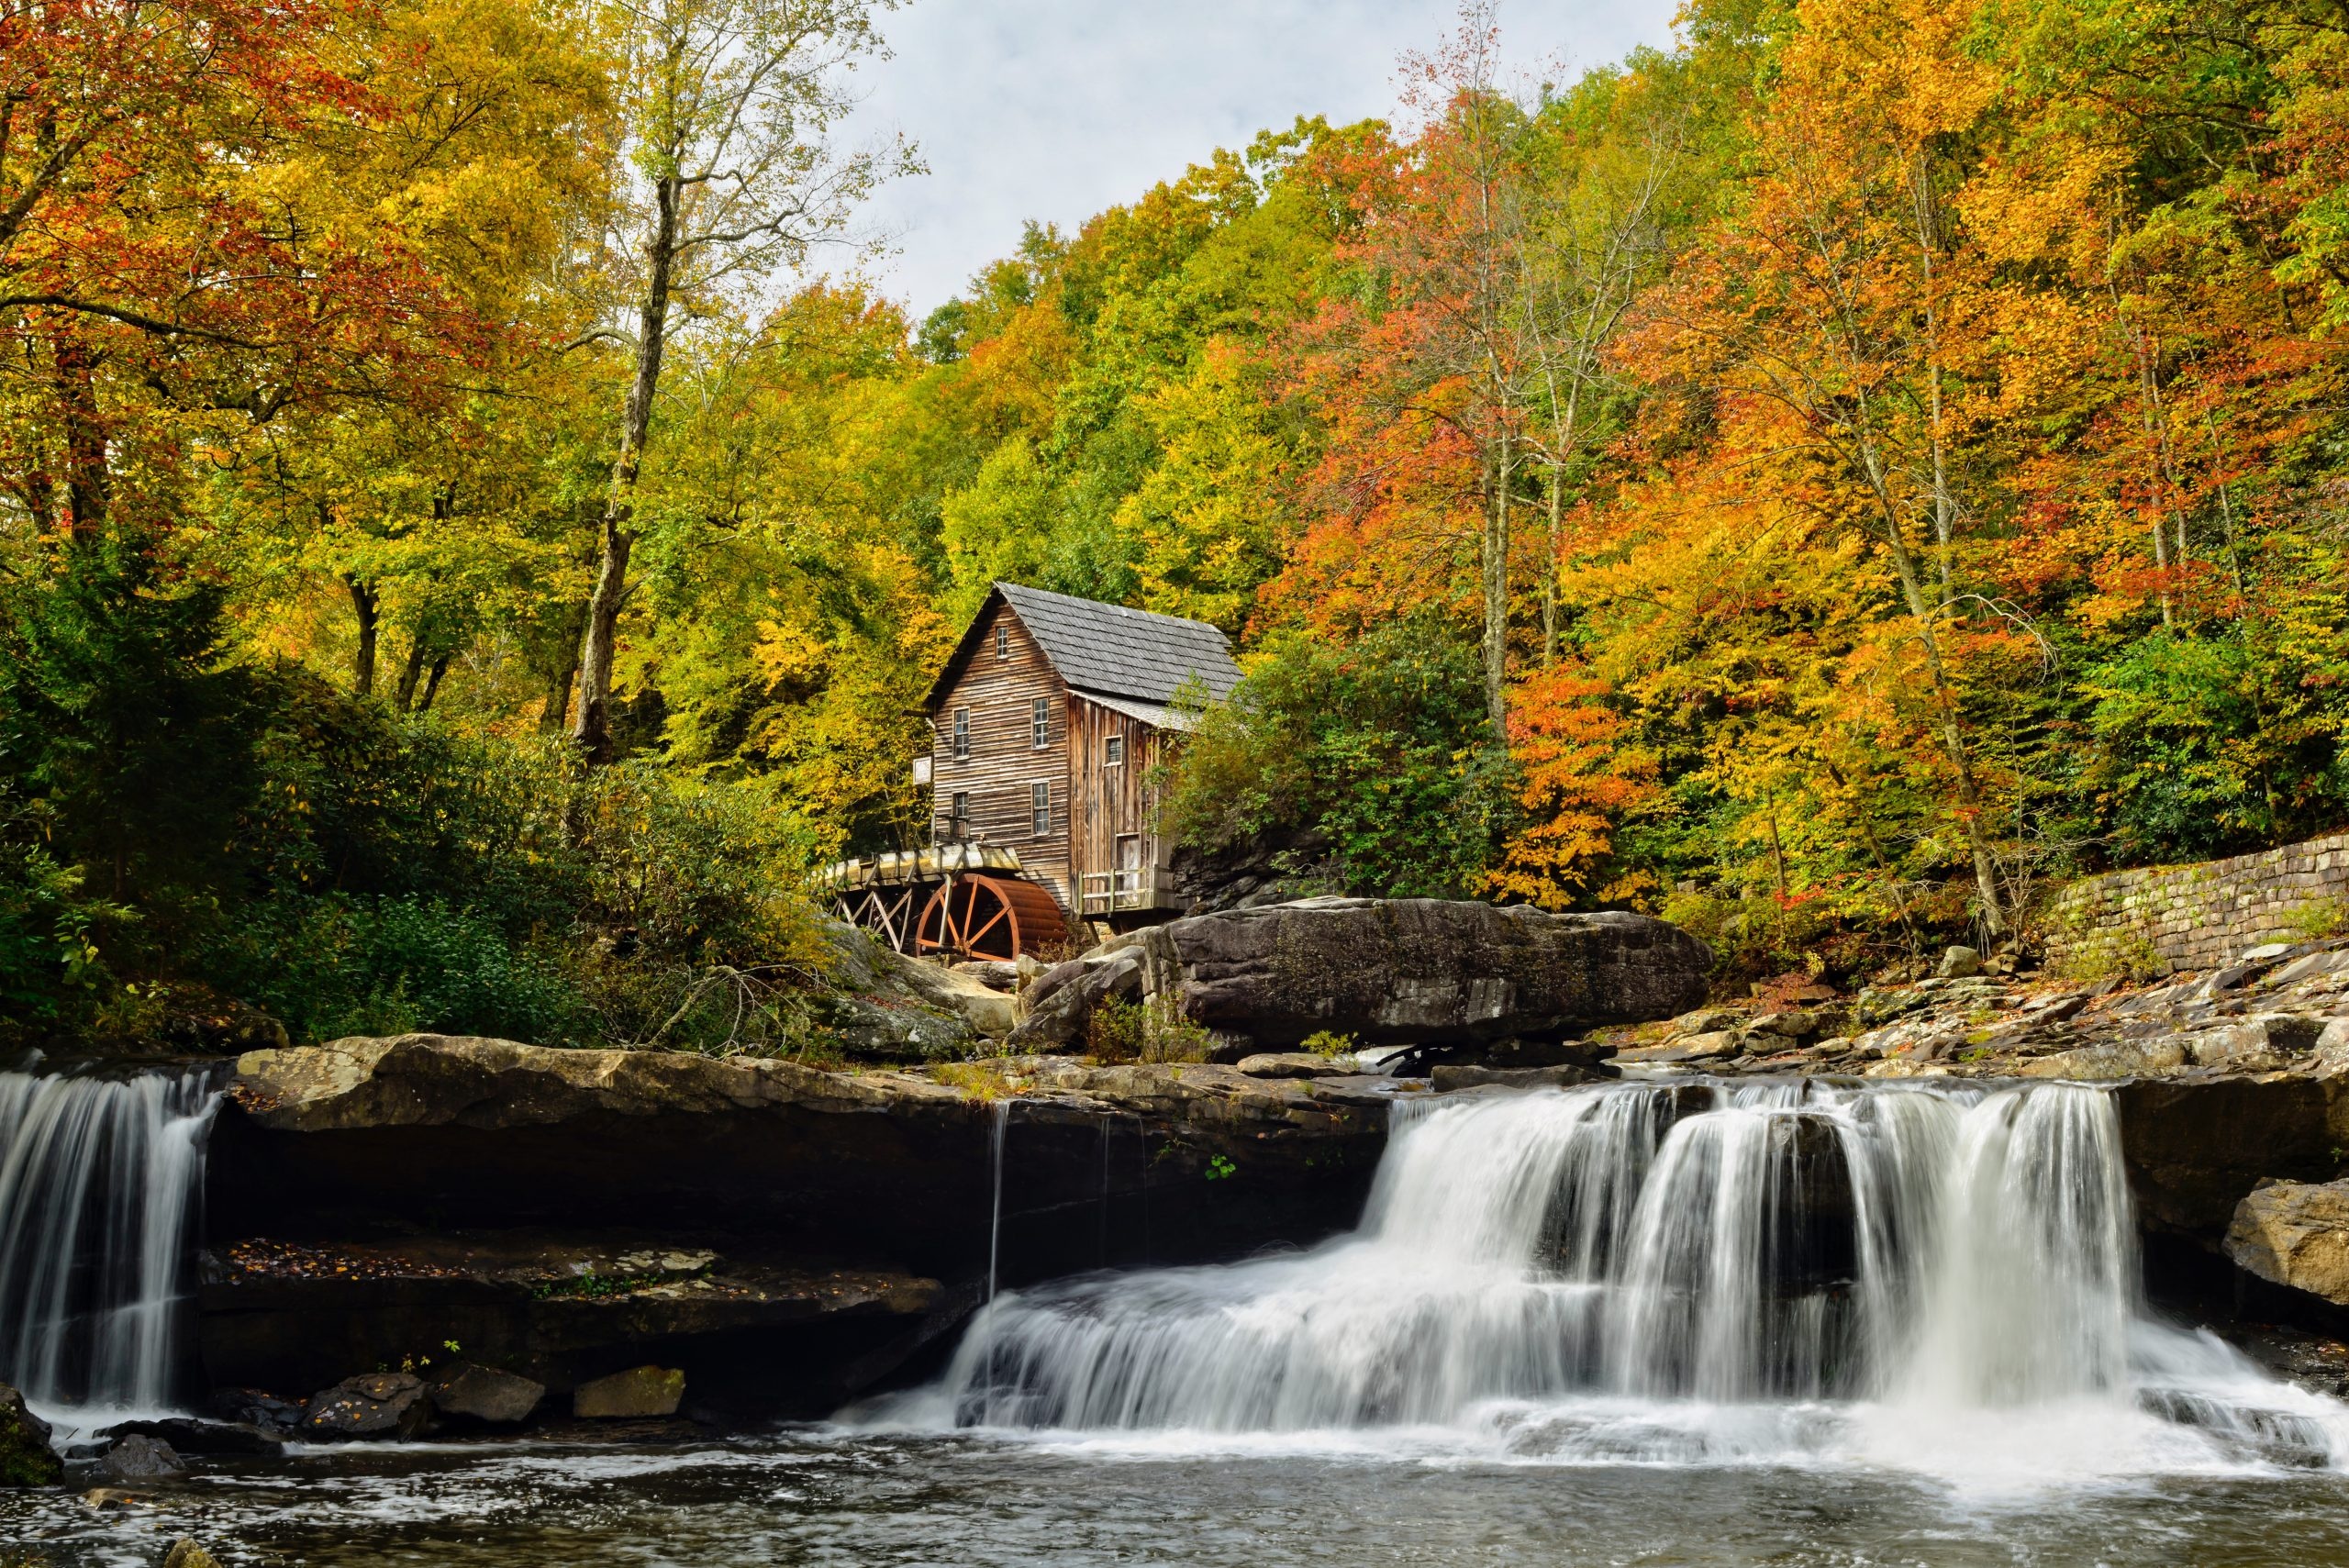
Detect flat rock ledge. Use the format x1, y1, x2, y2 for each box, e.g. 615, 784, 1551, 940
206, 1034, 1408, 1415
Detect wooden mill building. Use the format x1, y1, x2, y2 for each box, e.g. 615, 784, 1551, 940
822, 584, 1242, 961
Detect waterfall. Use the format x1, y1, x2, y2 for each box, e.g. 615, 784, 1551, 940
0, 1064, 220, 1418
913, 1080, 2349, 1476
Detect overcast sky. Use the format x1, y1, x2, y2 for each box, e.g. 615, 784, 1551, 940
838, 0, 1683, 319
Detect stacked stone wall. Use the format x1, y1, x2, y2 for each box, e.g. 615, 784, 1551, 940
2042, 830, 2349, 977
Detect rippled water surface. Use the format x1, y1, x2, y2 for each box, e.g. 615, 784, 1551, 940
10, 1428, 2349, 1568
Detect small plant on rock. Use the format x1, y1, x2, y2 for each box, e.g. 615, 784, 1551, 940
1300, 1029, 1358, 1058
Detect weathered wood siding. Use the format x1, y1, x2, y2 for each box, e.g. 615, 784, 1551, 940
930, 600, 1073, 908
1069, 695, 1169, 896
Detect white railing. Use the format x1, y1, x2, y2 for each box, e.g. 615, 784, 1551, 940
1080, 867, 1171, 915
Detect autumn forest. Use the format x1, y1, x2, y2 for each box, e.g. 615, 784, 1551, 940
7, 0, 2349, 1051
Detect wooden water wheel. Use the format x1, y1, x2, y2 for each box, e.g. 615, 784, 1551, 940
914, 873, 1065, 962
831, 883, 924, 954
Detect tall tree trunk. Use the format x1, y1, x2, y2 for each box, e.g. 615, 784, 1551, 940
55, 332, 108, 538
417, 654, 451, 713
347, 575, 381, 697
1541, 467, 1563, 668
1482, 431, 1512, 737
394, 629, 430, 713
2125, 317, 2176, 629
540, 601, 586, 731
575, 173, 681, 764
1847, 404, 2008, 941
1913, 159, 1956, 598
1882, 526, 2008, 940
542, 657, 579, 732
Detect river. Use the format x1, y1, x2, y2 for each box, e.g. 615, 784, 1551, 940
8, 1074, 2349, 1565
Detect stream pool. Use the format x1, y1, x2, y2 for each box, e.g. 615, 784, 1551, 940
9, 1425, 2349, 1567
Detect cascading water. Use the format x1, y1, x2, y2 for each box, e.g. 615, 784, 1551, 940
0, 1064, 220, 1420
899, 1080, 2349, 1482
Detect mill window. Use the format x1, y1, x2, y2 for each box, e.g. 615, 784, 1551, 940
1031, 696, 1051, 749
995, 623, 1008, 658
952, 707, 970, 761
950, 792, 971, 833
1030, 782, 1051, 837
1103, 732, 1125, 767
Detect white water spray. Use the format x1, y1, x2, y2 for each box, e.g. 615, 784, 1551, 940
907, 1080, 2349, 1480
0, 1065, 220, 1419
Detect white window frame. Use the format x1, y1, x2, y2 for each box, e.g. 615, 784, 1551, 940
1030, 781, 1051, 837
1031, 696, 1051, 749
1103, 731, 1125, 768
950, 791, 971, 828
952, 706, 971, 761
994, 623, 1009, 659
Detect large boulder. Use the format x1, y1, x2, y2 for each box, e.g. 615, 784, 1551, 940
0, 1382, 61, 1487
573, 1365, 684, 1418
2228, 1179, 2349, 1307
100, 1434, 184, 1482
301, 1372, 432, 1440
429, 1363, 544, 1425
816, 917, 1011, 1049
1015, 898, 1712, 1051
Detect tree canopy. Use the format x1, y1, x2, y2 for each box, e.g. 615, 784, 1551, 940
11, 0, 2349, 1046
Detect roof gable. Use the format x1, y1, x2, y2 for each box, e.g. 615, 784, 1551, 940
925, 583, 1243, 715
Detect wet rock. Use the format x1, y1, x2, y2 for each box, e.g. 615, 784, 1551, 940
2228, 1179, 2349, 1307
1476, 1037, 1611, 1072
99, 1417, 281, 1457
162, 1542, 224, 1568
200, 1232, 940, 1407
1430, 1063, 1606, 1093
1936, 946, 1984, 979
1234, 1052, 1354, 1080
100, 1434, 183, 1482
573, 1365, 685, 1418
0, 1382, 61, 1487
205, 1386, 306, 1435
2117, 1075, 2337, 1234
429, 1363, 544, 1425
215, 1036, 1391, 1371
302, 1372, 432, 1440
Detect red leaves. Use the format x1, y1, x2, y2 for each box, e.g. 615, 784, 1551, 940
3, 0, 502, 531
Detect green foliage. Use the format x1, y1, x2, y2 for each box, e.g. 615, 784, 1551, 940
0, 834, 125, 1024
1299, 1029, 1357, 1057
0, 537, 261, 936
1164, 621, 1516, 897
1085, 996, 1215, 1064
2077, 630, 2348, 862
202, 895, 587, 1045
0, 532, 831, 1052
2287, 896, 2349, 940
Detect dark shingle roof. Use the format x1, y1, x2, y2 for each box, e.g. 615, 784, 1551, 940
924, 583, 1243, 715
996, 583, 1242, 706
